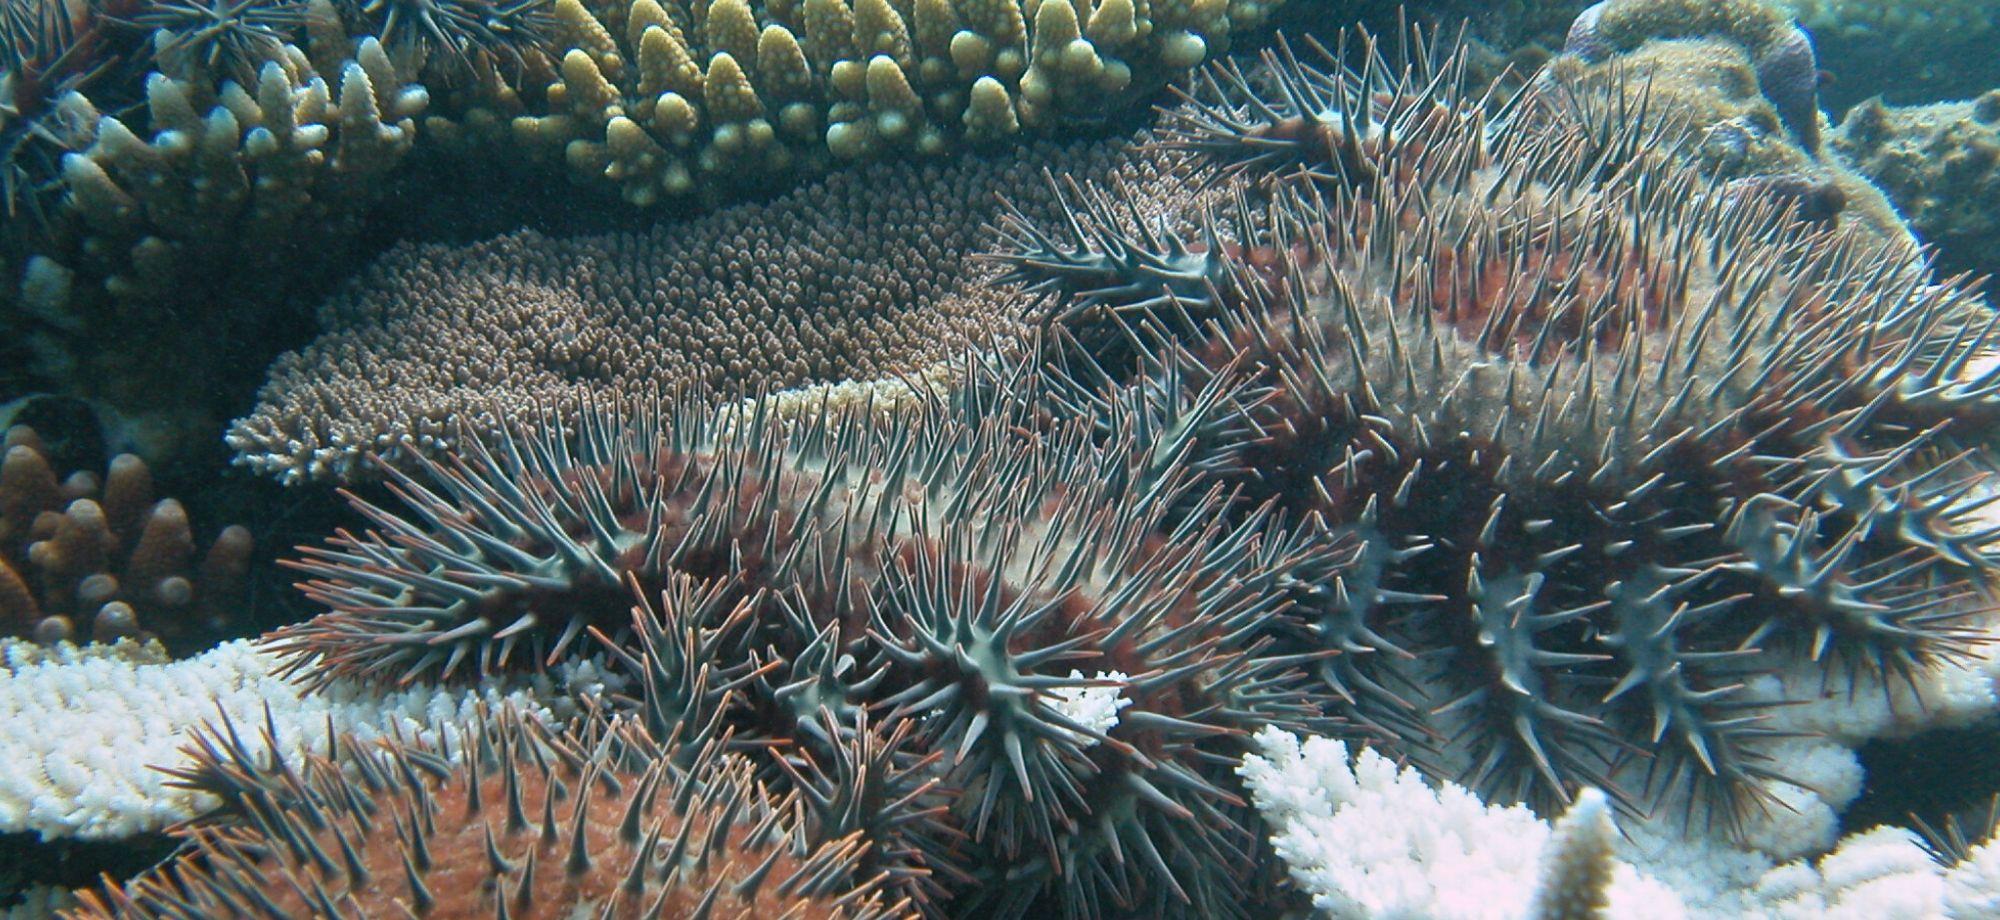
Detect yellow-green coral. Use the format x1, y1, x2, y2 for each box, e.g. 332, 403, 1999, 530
1590, 0, 1793, 53
503, 0, 1268, 204
48, 39, 424, 301
1, 0, 429, 453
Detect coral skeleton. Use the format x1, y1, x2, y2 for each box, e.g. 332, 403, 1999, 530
0, 636, 599, 840
1242, 727, 2000, 920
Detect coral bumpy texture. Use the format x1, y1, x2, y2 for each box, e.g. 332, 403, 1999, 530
226, 133, 1179, 484
73, 24, 2000, 920
0, 425, 251, 650
494, 0, 1279, 205
993, 32, 2000, 832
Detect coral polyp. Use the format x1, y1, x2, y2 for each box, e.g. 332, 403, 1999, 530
992, 33, 2000, 832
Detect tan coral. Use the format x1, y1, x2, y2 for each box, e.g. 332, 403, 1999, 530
1547, 37, 1915, 251
227, 134, 1183, 483
0, 426, 251, 650
1831, 91, 2000, 286
4, 19, 429, 456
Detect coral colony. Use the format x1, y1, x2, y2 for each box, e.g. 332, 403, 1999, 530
8, 0, 2000, 918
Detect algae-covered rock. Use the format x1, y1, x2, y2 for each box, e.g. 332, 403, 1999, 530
1832, 90, 2000, 285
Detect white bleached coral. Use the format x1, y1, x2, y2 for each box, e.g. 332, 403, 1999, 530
1046, 669, 1132, 743
0, 638, 596, 840
1945, 836, 2000, 917
1244, 726, 2000, 919
1756, 827, 1948, 918
1239, 726, 1687, 920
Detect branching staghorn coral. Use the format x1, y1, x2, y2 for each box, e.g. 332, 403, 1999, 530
226, 132, 1185, 483
481, 0, 1284, 205
0, 425, 251, 651
993, 30, 2000, 834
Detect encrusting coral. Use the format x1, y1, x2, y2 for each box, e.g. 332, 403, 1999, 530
481, 0, 1284, 205
993, 28, 2000, 832
1548, 0, 1914, 249
1831, 90, 2000, 289
1564, 0, 1821, 148
226, 132, 1183, 484
0, 425, 251, 651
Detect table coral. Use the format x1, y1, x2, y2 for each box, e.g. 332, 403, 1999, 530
1831, 90, 2000, 288
226, 132, 1182, 483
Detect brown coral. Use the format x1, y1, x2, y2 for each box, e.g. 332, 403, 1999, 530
226, 132, 1178, 483
71, 708, 901, 919
0, 425, 251, 649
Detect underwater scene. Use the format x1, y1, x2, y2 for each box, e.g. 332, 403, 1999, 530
6, 0, 2000, 916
